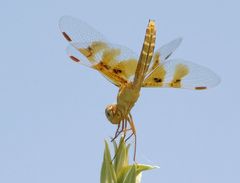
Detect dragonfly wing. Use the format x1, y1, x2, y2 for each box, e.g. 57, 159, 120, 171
59, 16, 107, 44
147, 38, 182, 74
143, 59, 220, 90
67, 41, 138, 86
59, 16, 138, 86
159, 38, 182, 61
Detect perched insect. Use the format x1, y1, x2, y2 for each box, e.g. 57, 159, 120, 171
59, 16, 220, 160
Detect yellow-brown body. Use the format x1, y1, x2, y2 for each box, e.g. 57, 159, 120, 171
105, 20, 156, 128
116, 83, 140, 120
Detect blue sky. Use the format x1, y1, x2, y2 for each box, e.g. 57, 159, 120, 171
0, 0, 239, 182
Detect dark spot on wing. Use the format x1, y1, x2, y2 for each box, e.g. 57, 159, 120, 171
165, 53, 172, 60
69, 56, 80, 62
169, 79, 181, 87
175, 79, 181, 83
86, 46, 93, 57
62, 32, 72, 42
113, 68, 122, 74
99, 62, 110, 70
195, 86, 207, 90
153, 77, 162, 83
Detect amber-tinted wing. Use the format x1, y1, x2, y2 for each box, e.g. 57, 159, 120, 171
59, 16, 138, 86
143, 58, 220, 90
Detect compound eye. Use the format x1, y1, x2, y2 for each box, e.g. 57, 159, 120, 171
106, 111, 110, 117
105, 107, 113, 119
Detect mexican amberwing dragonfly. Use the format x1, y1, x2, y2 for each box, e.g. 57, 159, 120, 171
59, 16, 220, 160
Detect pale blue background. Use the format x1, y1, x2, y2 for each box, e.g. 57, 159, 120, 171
0, 0, 239, 182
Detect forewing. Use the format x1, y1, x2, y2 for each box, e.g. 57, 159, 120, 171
59, 16, 138, 86
143, 59, 220, 90
67, 42, 138, 86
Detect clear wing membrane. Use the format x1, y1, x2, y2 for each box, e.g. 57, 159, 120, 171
159, 38, 182, 61
59, 16, 107, 43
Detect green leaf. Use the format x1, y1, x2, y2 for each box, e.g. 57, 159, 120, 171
101, 140, 117, 183
122, 164, 137, 183
135, 173, 142, 183
136, 164, 159, 175
114, 138, 129, 175
117, 165, 131, 183
100, 157, 107, 183
113, 140, 118, 154
101, 139, 158, 183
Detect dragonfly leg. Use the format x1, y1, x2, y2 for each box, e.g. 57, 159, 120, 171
122, 119, 128, 138
127, 113, 137, 161
111, 120, 124, 142
111, 120, 127, 162
125, 132, 134, 142
114, 123, 121, 137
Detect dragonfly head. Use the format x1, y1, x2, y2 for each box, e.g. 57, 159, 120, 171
105, 104, 122, 124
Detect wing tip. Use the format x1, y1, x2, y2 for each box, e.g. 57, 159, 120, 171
173, 37, 183, 46
58, 15, 77, 32
59, 15, 74, 23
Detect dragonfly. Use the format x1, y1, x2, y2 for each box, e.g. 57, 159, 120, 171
59, 16, 220, 160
